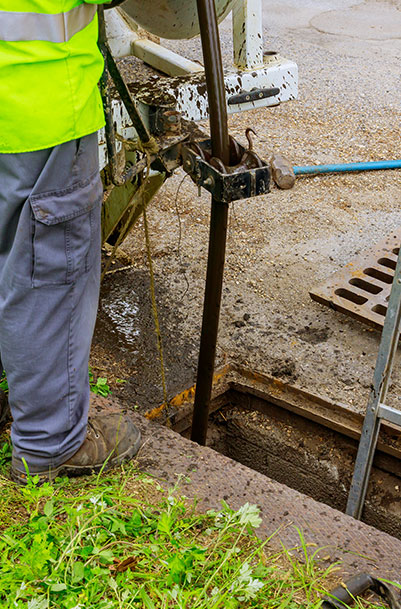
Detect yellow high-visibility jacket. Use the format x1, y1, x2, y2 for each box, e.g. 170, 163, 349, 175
0, 1, 112, 153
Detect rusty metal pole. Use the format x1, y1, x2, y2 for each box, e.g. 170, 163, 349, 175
190, 0, 231, 445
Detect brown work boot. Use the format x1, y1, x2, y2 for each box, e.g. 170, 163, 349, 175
11, 412, 141, 485
0, 389, 10, 429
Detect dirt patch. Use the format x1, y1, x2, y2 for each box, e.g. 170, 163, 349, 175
270, 358, 298, 380
296, 325, 331, 345
91, 268, 197, 411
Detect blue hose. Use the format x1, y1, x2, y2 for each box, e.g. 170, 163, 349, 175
293, 160, 401, 176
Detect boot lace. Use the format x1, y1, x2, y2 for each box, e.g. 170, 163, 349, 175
87, 418, 100, 439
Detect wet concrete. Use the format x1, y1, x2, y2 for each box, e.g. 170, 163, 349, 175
93, 268, 196, 410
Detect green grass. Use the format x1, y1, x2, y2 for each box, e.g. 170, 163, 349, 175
0, 369, 397, 608
0, 449, 396, 609
0, 368, 398, 609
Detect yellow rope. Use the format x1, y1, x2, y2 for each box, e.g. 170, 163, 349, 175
100, 176, 147, 281
102, 139, 170, 422
115, 133, 159, 155
143, 205, 170, 423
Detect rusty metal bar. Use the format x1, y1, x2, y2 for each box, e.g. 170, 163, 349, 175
105, 45, 151, 145
98, 7, 123, 186
190, 0, 231, 445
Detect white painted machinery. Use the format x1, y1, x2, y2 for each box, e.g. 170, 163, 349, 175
100, 1, 298, 179
121, 0, 235, 39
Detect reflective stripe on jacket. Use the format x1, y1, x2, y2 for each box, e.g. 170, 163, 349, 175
0, 1, 112, 153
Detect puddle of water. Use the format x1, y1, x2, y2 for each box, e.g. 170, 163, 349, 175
95, 271, 153, 361
94, 273, 166, 406
102, 289, 141, 348
94, 270, 196, 411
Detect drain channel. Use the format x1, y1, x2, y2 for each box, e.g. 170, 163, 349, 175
207, 395, 401, 540
310, 229, 401, 329
162, 365, 401, 539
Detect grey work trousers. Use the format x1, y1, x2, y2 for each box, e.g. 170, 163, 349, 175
0, 133, 102, 470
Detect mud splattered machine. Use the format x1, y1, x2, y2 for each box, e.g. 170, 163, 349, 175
99, 0, 297, 442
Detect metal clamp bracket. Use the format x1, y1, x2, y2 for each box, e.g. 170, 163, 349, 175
182, 138, 270, 202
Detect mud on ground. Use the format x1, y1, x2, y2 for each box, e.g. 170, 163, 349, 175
92, 1, 401, 427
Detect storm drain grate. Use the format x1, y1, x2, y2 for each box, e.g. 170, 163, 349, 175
310, 229, 401, 329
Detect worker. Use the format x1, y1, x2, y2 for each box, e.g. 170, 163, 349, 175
0, 0, 141, 484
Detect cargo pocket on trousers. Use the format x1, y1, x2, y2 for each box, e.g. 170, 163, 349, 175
29, 171, 102, 287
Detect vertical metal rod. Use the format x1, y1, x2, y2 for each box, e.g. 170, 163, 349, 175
190, 0, 231, 445
195, 0, 230, 161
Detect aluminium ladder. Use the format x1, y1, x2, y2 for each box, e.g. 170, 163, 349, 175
346, 246, 401, 519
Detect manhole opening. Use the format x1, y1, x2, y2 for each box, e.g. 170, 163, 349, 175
178, 387, 401, 539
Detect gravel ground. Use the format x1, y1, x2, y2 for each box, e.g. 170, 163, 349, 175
92, 0, 401, 420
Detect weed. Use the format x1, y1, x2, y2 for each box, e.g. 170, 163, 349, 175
0, 370, 112, 398
0, 465, 395, 609
0, 370, 8, 394
0, 441, 11, 468
89, 368, 112, 397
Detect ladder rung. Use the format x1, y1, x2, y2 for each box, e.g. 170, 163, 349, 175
378, 403, 401, 427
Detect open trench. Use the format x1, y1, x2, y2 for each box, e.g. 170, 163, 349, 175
92, 265, 401, 541
177, 386, 401, 540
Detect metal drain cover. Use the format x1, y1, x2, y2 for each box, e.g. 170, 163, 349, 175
310, 229, 401, 329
